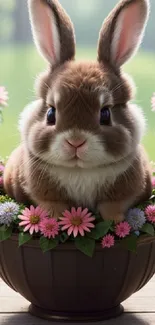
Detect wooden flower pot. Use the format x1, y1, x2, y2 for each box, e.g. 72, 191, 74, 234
0, 235, 155, 322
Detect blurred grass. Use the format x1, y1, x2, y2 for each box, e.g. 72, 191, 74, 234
0, 46, 155, 160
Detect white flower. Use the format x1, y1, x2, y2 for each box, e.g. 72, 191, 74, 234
0, 202, 19, 226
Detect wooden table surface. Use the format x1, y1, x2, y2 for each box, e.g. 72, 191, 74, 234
1, 276, 155, 325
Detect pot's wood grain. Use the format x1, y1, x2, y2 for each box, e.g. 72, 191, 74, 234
1, 277, 155, 324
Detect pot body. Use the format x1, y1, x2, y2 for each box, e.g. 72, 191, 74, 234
0, 236, 155, 321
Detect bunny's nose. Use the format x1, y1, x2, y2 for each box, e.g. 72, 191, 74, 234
66, 139, 86, 148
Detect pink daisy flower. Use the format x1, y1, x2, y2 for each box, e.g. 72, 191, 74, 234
19, 206, 48, 235
101, 234, 115, 249
0, 86, 8, 106
151, 93, 155, 112
40, 218, 59, 239
145, 205, 155, 223
152, 177, 155, 189
59, 207, 95, 238
115, 222, 131, 238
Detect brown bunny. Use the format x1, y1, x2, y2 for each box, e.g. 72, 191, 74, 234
4, 0, 152, 223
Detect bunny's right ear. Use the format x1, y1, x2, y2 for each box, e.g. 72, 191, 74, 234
28, 0, 76, 67
98, 0, 149, 70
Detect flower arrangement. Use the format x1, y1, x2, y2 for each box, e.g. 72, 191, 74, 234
0, 162, 155, 257
0, 92, 155, 257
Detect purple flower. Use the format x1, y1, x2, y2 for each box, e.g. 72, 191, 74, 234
126, 208, 146, 231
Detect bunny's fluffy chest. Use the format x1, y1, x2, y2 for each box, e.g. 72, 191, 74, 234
50, 163, 128, 209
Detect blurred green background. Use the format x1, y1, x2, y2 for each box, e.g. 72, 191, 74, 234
0, 0, 155, 160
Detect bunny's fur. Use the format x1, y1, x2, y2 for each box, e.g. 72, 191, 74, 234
4, 0, 152, 222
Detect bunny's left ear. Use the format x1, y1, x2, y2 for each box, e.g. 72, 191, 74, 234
97, 0, 150, 69
28, 0, 76, 67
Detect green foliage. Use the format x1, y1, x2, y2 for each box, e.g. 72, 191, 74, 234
0, 225, 12, 241
75, 237, 95, 257
141, 223, 155, 236
121, 235, 138, 253
0, 195, 14, 204
88, 221, 113, 240
40, 237, 59, 253
18, 204, 26, 213
18, 233, 32, 247
59, 232, 69, 243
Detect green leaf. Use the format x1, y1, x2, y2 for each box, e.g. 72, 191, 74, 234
0, 225, 7, 232
121, 235, 138, 253
0, 226, 12, 242
0, 195, 14, 204
75, 237, 95, 257
88, 221, 113, 240
94, 214, 102, 222
18, 233, 32, 247
136, 204, 145, 210
141, 223, 155, 236
59, 232, 69, 243
40, 237, 59, 253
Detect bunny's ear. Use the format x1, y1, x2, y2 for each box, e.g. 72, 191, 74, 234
98, 0, 149, 69
28, 0, 76, 67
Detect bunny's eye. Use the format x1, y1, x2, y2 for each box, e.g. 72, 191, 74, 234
100, 107, 111, 125
47, 107, 56, 125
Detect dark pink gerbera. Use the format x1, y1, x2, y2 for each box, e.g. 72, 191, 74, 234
101, 234, 115, 248
40, 217, 59, 239
115, 222, 131, 238
145, 205, 155, 223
